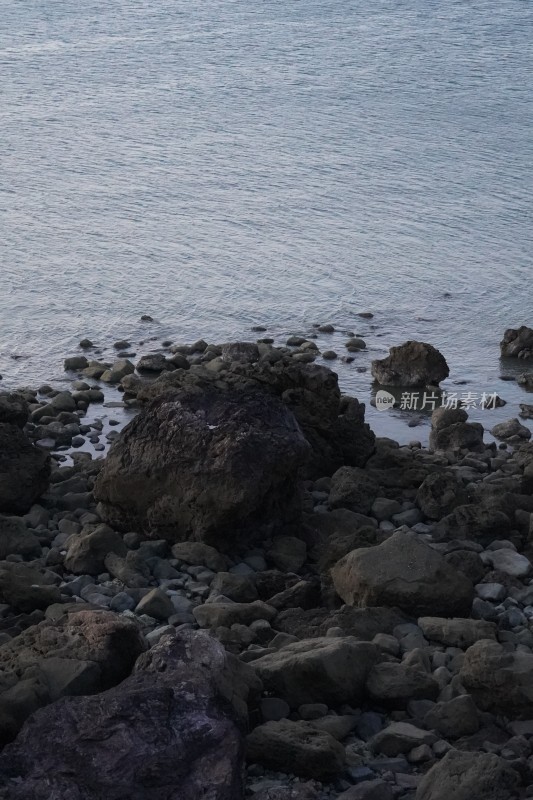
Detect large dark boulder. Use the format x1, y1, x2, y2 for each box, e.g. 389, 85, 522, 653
0, 424, 50, 514
371, 341, 449, 387
94, 385, 310, 546
0, 630, 259, 800
122, 351, 376, 477
500, 326, 533, 359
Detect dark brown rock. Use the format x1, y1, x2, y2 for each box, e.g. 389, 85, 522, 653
500, 326, 533, 359
0, 630, 258, 800
94, 385, 310, 546
371, 341, 449, 387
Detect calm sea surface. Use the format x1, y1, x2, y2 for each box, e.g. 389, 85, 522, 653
1, 0, 532, 441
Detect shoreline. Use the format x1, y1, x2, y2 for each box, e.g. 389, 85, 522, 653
0, 334, 533, 797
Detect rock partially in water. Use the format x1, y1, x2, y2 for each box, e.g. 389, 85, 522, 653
429, 407, 484, 452
491, 417, 531, 442
500, 326, 533, 359
371, 341, 449, 387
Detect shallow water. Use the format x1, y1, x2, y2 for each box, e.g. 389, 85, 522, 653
1, 0, 532, 442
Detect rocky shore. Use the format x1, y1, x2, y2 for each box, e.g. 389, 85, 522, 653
1, 330, 533, 799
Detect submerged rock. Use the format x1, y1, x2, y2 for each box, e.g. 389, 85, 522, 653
500, 326, 533, 359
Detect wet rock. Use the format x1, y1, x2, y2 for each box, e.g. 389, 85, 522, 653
415, 749, 519, 800
94, 385, 310, 546
64, 356, 89, 371
252, 637, 378, 707
246, 719, 345, 779
500, 326, 533, 359
491, 418, 531, 442
220, 342, 260, 363
100, 359, 135, 384
371, 341, 449, 387
260, 697, 290, 721
346, 337, 366, 351
0, 424, 50, 514
0, 630, 255, 800
136, 353, 175, 373
331, 531, 474, 617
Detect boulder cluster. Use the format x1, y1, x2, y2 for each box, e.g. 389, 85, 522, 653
0, 337, 533, 799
